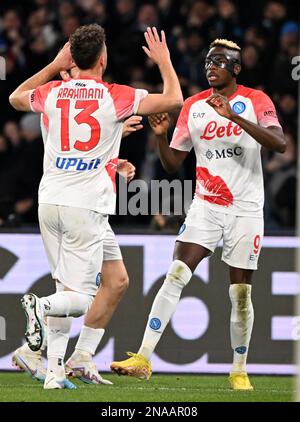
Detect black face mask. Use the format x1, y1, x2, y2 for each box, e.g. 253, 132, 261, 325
205, 54, 240, 76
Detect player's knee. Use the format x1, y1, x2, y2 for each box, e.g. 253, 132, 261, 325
229, 284, 252, 310
117, 273, 129, 293
109, 273, 129, 296
166, 259, 192, 290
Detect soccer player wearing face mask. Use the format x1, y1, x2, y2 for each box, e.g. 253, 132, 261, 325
110, 39, 286, 390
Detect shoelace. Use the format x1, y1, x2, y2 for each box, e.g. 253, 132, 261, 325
126, 352, 138, 358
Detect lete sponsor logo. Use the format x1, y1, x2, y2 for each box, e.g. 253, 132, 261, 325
200, 121, 243, 141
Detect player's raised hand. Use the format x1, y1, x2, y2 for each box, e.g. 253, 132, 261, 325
122, 116, 143, 138
148, 113, 170, 136
117, 159, 136, 183
206, 93, 236, 120
53, 42, 74, 72
142, 27, 170, 66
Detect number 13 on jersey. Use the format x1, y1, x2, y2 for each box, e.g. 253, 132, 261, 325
56, 99, 101, 152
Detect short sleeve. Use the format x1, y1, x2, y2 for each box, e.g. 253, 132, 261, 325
109, 84, 148, 120
29, 81, 61, 113
251, 90, 282, 128
170, 99, 193, 152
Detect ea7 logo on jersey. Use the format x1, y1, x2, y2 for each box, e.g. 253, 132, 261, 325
193, 112, 205, 118
56, 157, 101, 171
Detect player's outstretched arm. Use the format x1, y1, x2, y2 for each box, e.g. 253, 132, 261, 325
9, 43, 73, 111
149, 113, 188, 173
137, 27, 183, 115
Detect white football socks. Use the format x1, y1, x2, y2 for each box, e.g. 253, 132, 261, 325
47, 316, 72, 378
138, 260, 192, 360
75, 326, 105, 356
40, 291, 93, 317
229, 283, 254, 374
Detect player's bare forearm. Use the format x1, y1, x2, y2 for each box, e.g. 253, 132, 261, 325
10, 42, 72, 111
138, 64, 183, 114
157, 133, 187, 173
159, 59, 183, 109
231, 115, 286, 153
9, 62, 60, 111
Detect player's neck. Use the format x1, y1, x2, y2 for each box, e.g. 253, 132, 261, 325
213, 81, 238, 98
77, 66, 103, 80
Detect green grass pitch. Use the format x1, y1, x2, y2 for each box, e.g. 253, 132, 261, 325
0, 372, 295, 402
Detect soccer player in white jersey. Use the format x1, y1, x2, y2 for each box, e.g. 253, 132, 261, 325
12, 116, 138, 386
9, 24, 183, 389
110, 39, 286, 390
11, 64, 139, 386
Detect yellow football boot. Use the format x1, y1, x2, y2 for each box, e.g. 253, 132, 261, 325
229, 372, 254, 390
110, 352, 152, 380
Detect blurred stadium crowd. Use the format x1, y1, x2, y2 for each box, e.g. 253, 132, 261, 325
0, 0, 298, 232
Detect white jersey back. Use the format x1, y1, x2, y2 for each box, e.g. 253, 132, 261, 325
170, 85, 281, 217
30, 77, 147, 214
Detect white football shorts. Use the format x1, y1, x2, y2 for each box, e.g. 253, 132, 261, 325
177, 200, 264, 270
103, 224, 122, 261
39, 204, 108, 295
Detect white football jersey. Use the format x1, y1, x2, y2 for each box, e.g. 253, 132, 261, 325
170, 85, 282, 217
30, 77, 148, 214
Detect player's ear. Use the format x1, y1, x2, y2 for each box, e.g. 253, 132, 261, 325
99, 54, 105, 67
234, 64, 241, 76
60, 70, 69, 81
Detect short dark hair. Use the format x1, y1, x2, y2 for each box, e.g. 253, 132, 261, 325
209, 38, 241, 52
70, 24, 106, 70
209, 38, 241, 64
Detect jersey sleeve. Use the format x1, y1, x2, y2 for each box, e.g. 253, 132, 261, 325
251, 90, 282, 128
29, 81, 61, 113
170, 99, 193, 152
110, 84, 148, 120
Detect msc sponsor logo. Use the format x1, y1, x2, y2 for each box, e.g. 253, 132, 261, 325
205, 147, 242, 160
206, 150, 214, 160
56, 157, 101, 171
